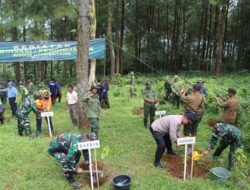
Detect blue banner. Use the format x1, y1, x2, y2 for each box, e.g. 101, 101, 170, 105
0, 38, 105, 62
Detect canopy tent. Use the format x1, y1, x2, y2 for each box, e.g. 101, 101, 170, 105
0, 38, 105, 62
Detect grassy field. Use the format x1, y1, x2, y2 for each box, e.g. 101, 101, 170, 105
0, 73, 249, 190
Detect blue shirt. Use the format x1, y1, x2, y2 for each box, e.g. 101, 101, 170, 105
4, 87, 18, 98
49, 81, 58, 95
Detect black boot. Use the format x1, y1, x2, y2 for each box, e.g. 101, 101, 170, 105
67, 176, 82, 189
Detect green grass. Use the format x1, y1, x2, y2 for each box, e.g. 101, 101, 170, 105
0, 74, 249, 190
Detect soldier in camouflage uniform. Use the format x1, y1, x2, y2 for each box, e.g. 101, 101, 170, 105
142, 81, 159, 128
16, 92, 41, 136
172, 75, 182, 109
197, 79, 208, 98
19, 81, 29, 101
48, 133, 97, 189
203, 122, 243, 170
82, 85, 102, 137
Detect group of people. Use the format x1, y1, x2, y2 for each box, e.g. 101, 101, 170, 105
0, 79, 104, 188
0, 79, 63, 137
1, 74, 243, 188
143, 75, 242, 171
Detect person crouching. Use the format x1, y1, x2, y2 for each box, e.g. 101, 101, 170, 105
48, 132, 97, 189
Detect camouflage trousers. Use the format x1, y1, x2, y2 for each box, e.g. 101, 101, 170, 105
48, 142, 89, 178
88, 117, 100, 137
213, 138, 239, 170
17, 114, 32, 136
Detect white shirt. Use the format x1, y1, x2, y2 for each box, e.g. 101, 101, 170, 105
151, 115, 183, 141
67, 90, 78, 105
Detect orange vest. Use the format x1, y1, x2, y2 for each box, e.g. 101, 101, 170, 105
35, 97, 52, 111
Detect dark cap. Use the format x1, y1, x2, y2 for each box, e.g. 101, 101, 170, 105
184, 111, 196, 123
228, 87, 236, 95
193, 83, 202, 91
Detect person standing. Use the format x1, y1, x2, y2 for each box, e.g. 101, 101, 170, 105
0, 81, 18, 116
28, 79, 34, 95
82, 85, 102, 137
150, 112, 195, 169
96, 80, 104, 104
142, 81, 158, 128
181, 83, 205, 136
16, 92, 41, 136
172, 75, 182, 109
215, 87, 239, 125
66, 85, 78, 126
48, 133, 97, 189
164, 79, 172, 101
197, 79, 208, 98
35, 88, 54, 136
19, 81, 29, 101
38, 80, 46, 90
129, 71, 137, 98
202, 121, 243, 170
49, 79, 58, 105
102, 81, 110, 108
55, 80, 62, 103
0, 98, 5, 124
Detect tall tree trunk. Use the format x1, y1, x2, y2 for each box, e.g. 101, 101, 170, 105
0, 26, 7, 81
77, 0, 90, 129
215, 4, 227, 76
197, 3, 204, 70
11, 0, 20, 83
119, 0, 125, 74
23, 26, 29, 82
115, 0, 120, 74
89, 0, 97, 84
107, 0, 115, 80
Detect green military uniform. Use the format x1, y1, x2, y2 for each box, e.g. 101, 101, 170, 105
16, 95, 38, 136
48, 133, 93, 187
172, 81, 182, 109
20, 85, 29, 101
201, 86, 208, 98
207, 123, 243, 170
82, 92, 101, 137
142, 85, 157, 128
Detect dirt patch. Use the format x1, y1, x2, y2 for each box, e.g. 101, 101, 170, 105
79, 161, 109, 188
162, 154, 213, 179
132, 107, 144, 115
43, 130, 59, 137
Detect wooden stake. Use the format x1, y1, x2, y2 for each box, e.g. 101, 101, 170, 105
190, 144, 194, 179
94, 149, 99, 189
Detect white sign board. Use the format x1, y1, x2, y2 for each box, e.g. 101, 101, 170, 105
78, 140, 100, 150
177, 137, 196, 146
41, 111, 54, 117
155, 110, 166, 116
